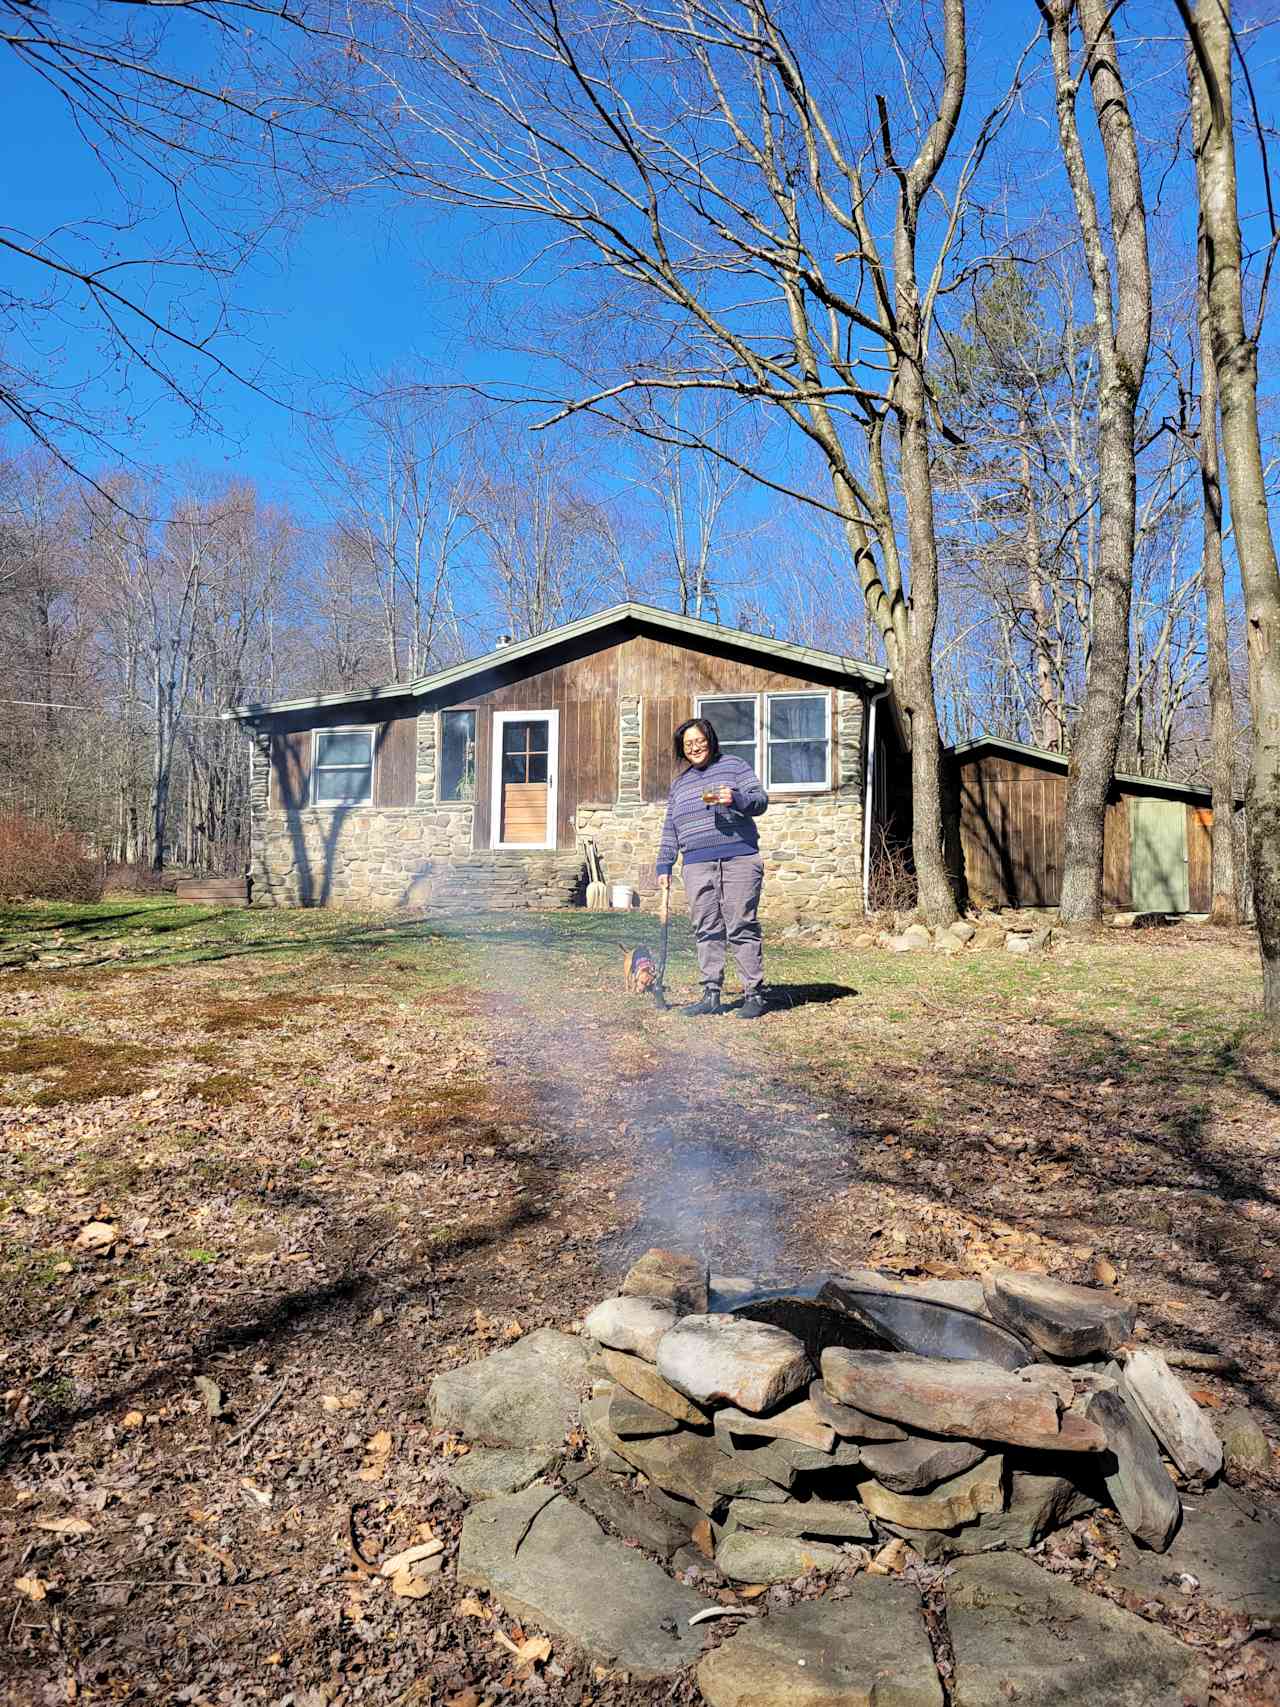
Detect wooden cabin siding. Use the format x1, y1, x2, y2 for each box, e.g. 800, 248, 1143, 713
956, 755, 1067, 907
374, 715, 418, 808
620, 635, 841, 805
460, 647, 620, 851
1102, 796, 1131, 909
270, 731, 310, 810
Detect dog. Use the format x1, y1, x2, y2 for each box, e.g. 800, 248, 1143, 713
620, 943, 658, 994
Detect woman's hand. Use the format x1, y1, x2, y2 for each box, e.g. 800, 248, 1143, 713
712, 785, 733, 806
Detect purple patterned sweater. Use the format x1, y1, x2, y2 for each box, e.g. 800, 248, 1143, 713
655, 755, 769, 877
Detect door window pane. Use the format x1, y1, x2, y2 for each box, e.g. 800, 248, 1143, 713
312, 727, 374, 806
767, 695, 829, 789
440, 710, 477, 801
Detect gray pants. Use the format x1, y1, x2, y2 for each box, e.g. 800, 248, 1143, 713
684, 855, 765, 993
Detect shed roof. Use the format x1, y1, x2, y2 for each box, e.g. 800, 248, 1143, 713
949, 734, 1228, 806
224, 601, 890, 721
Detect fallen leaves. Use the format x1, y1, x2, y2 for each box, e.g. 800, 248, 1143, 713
193, 1376, 225, 1417
35, 1517, 91, 1537
494, 1626, 552, 1664
73, 1220, 116, 1254
14, 1575, 52, 1601
356, 1429, 393, 1482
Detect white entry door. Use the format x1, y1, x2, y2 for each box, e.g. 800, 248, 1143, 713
491, 711, 559, 848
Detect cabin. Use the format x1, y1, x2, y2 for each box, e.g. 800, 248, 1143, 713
226, 603, 901, 917
948, 736, 1226, 915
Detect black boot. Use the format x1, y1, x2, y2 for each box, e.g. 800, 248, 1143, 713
733, 990, 767, 1019
681, 985, 722, 1017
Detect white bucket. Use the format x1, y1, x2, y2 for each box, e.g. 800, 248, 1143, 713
610, 883, 636, 910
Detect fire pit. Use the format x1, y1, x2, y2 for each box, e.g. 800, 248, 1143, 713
581, 1249, 1223, 1570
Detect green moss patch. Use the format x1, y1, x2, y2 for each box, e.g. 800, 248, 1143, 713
0, 1035, 164, 1105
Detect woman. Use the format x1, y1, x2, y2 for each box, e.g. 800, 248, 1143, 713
656, 716, 769, 1018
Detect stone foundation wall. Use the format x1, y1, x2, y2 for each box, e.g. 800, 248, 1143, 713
251, 803, 475, 908
574, 794, 864, 920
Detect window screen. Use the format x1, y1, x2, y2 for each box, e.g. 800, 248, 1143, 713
440, 710, 477, 801
767, 694, 830, 788
313, 728, 374, 804
697, 697, 758, 773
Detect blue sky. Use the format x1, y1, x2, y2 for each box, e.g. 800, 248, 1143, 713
1, 1, 1275, 521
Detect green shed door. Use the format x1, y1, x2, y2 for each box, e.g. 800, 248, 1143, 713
1129, 798, 1190, 913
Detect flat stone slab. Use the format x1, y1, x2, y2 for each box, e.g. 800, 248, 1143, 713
809, 1379, 907, 1441
566, 1465, 691, 1561
821, 1350, 1104, 1453
858, 1434, 986, 1493
658, 1315, 812, 1414
430, 1328, 589, 1449
1123, 1349, 1223, 1481
857, 1455, 1004, 1530
698, 1583, 944, 1707
726, 1494, 872, 1540
983, 1268, 1135, 1359
1084, 1387, 1181, 1551
443, 1447, 555, 1500
1109, 1485, 1280, 1622
581, 1390, 633, 1474
602, 1347, 710, 1425
714, 1408, 859, 1479
609, 1388, 680, 1439
716, 1398, 835, 1452
622, 1248, 709, 1315
584, 1295, 679, 1362
948, 1552, 1210, 1705
715, 1531, 850, 1584
457, 1483, 714, 1679
611, 1423, 781, 1512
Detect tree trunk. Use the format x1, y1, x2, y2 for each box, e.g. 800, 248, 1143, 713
1188, 44, 1240, 924
1189, 0, 1280, 1004
1042, 0, 1150, 922
1021, 437, 1057, 749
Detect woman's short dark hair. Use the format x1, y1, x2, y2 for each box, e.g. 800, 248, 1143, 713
673, 717, 721, 768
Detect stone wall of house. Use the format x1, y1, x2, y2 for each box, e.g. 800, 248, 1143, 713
575, 688, 868, 922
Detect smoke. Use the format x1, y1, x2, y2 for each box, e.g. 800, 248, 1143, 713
462, 912, 858, 1283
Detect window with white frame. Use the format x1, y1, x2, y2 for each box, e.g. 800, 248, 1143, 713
695, 696, 758, 772
766, 693, 831, 790
312, 728, 374, 804
695, 692, 831, 790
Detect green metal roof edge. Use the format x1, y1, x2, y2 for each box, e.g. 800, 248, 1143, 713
949, 734, 1224, 804
222, 601, 889, 720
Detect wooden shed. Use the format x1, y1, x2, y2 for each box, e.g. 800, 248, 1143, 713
948, 736, 1223, 915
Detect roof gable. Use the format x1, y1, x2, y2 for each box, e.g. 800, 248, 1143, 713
225, 601, 888, 720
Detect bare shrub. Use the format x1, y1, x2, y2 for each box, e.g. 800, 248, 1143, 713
0, 814, 105, 903
866, 825, 918, 918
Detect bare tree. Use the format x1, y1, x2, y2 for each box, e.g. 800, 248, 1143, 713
333, 0, 1036, 922
1, 0, 335, 470
1038, 0, 1152, 923
1185, 0, 1280, 1008
310, 383, 472, 681
464, 423, 627, 639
